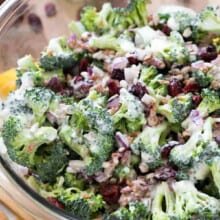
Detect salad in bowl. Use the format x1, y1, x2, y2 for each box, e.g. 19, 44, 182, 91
1, 0, 220, 219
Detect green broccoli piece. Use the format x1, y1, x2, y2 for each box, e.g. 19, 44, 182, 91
59, 97, 114, 175
170, 117, 214, 168
140, 66, 168, 96
81, 3, 113, 33
157, 5, 196, 33
192, 70, 213, 88
112, 88, 146, 133
2, 115, 57, 167
105, 202, 150, 220
131, 122, 169, 169
64, 173, 85, 190
80, 0, 149, 34
157, 93, 193, 124
40, 37, 81, 71
160, 31, 190, 65
173, 180, 220, 219
152, 182, 176, 220
58, 188, 105, 220
193, 6, 220, 42
24, 88, 55, 124
34, 141, 68, 183
197, 89, 220, 117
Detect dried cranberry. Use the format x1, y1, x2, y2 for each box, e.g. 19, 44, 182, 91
79, 58, 89, 72
130, 82, 147, 99
215, 136, 220, 145
100, 184, 120, 205
46, 77, 64, 93
198, 45, 218, 62
161, 141, 179, 159
161, 24, 171, 36
183, 81, 200, 93
168, 79, 183, 97
107, 79, 120, 96
27, 13, 43, 33
45, 3, 57, 17
128, 56, 139, 65
192, 95, 202, 107
111, 69, 125, 80
154, 165, 176, 181
47, 197, 64, 209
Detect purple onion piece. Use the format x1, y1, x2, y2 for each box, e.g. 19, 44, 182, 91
154, 165, 177, 181
111, 57, 128, 70
115, 132, 129, 149
107, 95, 120, 109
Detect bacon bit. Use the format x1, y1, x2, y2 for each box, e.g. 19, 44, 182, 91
27, 144, 35, 153
144, 55, 166, 69
47, 197, 65, 209
100, 184, 121, 205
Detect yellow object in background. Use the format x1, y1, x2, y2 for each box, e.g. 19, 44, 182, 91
0, 69, 16, 99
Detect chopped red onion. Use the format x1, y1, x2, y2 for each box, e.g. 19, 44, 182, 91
111, 57, 128, 70
115, 132, 130, 149
107, 95, 120, 109
190, 110, 203, 126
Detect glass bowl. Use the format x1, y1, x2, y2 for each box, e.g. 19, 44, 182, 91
0, 0, 218, 219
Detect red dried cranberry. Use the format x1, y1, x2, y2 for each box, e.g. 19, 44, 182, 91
198, 45, 218, 62
111, 69, 125, 81
107, 79, 120, 96
168, 79, 183, 97
130, 82, 147, 99
27, 13, 43, 33
79, 58, 89, 72
161, 24, 171, 36
128, 56, 139, 65
47, 197, 65, 209
192, 95, 202, 107
100, 184, 120, 205
183, 81, 200, 93
161, 141, 179, 159
46, 77, 64, 93
154, 165, 176, 181
215, 136, 220, 145
45, 3, 57, 17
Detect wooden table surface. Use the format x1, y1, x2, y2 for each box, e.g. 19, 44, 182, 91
0, 0, 219, 219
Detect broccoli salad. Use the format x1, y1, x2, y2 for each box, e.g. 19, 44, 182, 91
2, 1, 220, 219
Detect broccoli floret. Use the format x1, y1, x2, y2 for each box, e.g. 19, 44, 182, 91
157, 5, 196, 33
2, 115, 57, 167
209, 157, 220, 196
105, 202, 150, 220
59, 96, 114, 175
157, 93, 193, 124
80, 0, 149, 34
112, 89, 146, 133
140, 66, 168, 96
197, 89, 220, 117
131, 122, 169, 169
160, 31, 190, 65
152, 182, 176, 220
34, 141, 68, 183
193, 6, 220, 42
40, 37, 81, 71
173, 180, 220, 219
64, 173, 85, 190
170, 117, 214, 168
24, 88, 55, 124
58, 188, 105, 220
192, 70, 213, 88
